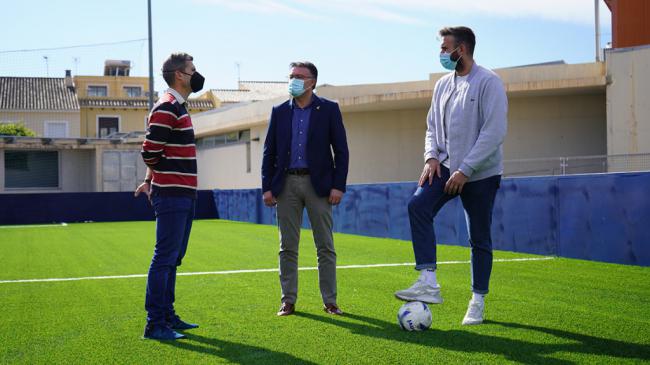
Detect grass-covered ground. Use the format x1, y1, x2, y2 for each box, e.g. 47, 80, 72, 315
1, 220, 649, 364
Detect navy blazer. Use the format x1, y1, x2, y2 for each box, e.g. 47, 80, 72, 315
262, 95, 349, 197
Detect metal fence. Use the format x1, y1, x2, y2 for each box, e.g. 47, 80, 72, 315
504, 153, 650, 177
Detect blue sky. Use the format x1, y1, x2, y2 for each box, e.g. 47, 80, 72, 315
1, 0, 612, 94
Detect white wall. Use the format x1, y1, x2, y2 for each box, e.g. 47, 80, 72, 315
0, 111, 81, 138
197, 143, 252, 189
61, 150, 95, 192
196, 93, 608, 188
506, 93, 607, 159
344, 109, 428, 184
0, 148, 93, 193
606, 45, 650, 155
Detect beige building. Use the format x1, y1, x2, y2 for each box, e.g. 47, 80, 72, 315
191, 45, 649, 190
0, 73, 81, 138
76, 60, 214, 138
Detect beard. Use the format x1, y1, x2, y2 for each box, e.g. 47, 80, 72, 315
454, 56, 464, 72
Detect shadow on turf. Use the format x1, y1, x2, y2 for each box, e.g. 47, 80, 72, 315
296, 312, 650, 364
163, 333, 317, 364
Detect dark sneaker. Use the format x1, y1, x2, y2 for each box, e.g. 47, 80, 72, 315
168, 316, 199, 330
143, 324, 186, 340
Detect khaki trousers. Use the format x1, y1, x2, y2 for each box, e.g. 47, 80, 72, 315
276, 174, 336, 304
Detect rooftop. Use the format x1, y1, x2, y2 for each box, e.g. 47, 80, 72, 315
0, 77, 79, 111
211, 80, 286, 103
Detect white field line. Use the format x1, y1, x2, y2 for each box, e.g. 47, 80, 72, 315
0, 257, 554, 284
0, 223, 68, 229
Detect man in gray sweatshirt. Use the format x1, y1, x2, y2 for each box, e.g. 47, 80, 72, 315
395, 26, 508, 325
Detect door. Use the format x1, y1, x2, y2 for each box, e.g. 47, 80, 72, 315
98, 117, 119, 138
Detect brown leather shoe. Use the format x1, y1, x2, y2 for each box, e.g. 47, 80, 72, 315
277, 302, 295, 316
324, 303, 343, 315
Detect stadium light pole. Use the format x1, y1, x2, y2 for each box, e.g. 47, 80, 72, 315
595, 0, 601, 62
147, 0, 154, 111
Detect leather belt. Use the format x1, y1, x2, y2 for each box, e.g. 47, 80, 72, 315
287, 168, 310, 175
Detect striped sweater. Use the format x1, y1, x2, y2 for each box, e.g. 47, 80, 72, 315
141, 91, 197, 198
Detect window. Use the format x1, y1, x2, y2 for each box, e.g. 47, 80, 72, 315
88, 86, 108, 97
105, 66, 129, 76
124, 86, 142, 97
225, 132, 239, 143
98, 117, 119, 138
44, 121, 68, 138
5, 151, 59, 188
197, 129, 252, 150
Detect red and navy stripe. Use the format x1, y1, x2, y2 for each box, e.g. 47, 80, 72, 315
141, 92, 197, 198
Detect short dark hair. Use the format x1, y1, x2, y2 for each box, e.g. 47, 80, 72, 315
290, 61, 318, 89
162, 52, 193, 86
439, 26, 476, 56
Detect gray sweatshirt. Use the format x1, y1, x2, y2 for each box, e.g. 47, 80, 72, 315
424, 63, 508, 182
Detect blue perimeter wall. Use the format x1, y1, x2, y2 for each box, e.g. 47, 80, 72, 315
1, 173, 647, 266
0, 190, 217, 224
214, 172, 650, 267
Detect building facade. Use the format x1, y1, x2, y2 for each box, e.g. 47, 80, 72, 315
192, 39, 650, 190
0, 73, 80, 138
75, 60, 214, 138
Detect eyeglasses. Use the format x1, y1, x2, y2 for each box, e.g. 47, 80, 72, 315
288, 74, 313, 80
162, 69, 195, 75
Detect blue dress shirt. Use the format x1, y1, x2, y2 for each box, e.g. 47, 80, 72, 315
289, 96, 313, 169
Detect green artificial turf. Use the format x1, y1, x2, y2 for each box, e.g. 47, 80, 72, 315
1, 220, 649, 364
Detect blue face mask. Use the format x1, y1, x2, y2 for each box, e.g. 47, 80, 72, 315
440, 47, 461, 71
288, 78, 306, 97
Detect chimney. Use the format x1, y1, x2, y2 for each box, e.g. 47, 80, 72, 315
64, 70, 75, 90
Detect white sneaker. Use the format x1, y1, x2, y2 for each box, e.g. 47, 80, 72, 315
394, 279, 443, 304
462, 299, 484, 325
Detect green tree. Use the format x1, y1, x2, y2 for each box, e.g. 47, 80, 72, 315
0, 123, 36, 137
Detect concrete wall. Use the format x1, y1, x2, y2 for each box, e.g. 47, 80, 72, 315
606, 45, 650, 155
344, 108, 428, 184
506, 93, 607, 159
0, 148, 94, 193
191, 62, 612, 189
61, 150, 95, 192
0, 111, 81, 137
0, 143, 145, 194
195, 93, 607, 189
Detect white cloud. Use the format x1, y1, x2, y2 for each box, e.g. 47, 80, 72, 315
194, 0, 319, 20
195, 0, 610, 26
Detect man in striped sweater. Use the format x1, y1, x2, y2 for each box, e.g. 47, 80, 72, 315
135, 52, 205, 340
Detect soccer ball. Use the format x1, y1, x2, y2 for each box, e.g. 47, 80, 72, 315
397, 301, 432, 331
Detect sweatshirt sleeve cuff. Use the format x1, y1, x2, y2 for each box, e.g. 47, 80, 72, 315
458, 163, 475, 178
424, 152, 438, 163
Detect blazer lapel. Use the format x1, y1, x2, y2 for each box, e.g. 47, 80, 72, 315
281, 102, 293, 151
307, 95, 322, 141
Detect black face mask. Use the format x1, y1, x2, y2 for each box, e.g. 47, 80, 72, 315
189, 71, 205, 93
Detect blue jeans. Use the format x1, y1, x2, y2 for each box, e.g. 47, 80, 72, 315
408, 166, 500, 294
145, 195, 195, 326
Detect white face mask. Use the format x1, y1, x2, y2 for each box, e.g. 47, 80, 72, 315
440, 46, 461, 70
288, 78, 306, 97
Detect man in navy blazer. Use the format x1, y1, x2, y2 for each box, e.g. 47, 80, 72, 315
262, 61, 349, 317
